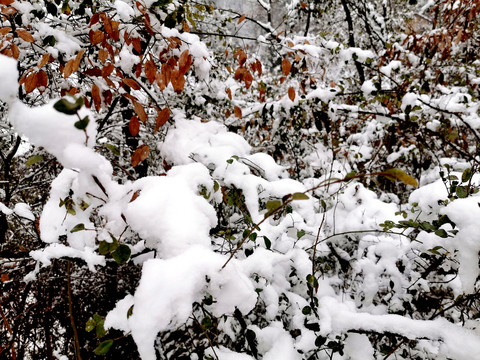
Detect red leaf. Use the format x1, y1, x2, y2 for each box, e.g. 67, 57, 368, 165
237, 14, 246, 24
244, 71, 253, 89
63, 59, 75, 78
90, 30, 104, 45
144, 59, 157, 84
24, 72, 37, 93
178, 49, 191, 75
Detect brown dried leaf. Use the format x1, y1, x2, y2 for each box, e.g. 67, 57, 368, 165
0, 0, 14, 5
234, 105, 242, 118
154, 107, 170, 133
24, 72, 37, 93
288, 87, 295, 101
10, 43, 19, 59
91, 83, 101, 112
282, 58, 291, 76
171, 70, 185, 93
133, 101, 148, 123
132, 37, 142, 54
0, 27, 11, 36
37, 70, 48, 91
130, 190, 141, 202
90, 30, 104, 46
73, 49, 85, 72
102, 62, 115, 78
225, 88, 232, 100
38, 53, 50, 68
16, 28, 34, 43
64, 59, 75, 78
178, 49, 191, 75
129, 115, 140, 136
237, 14, 246, 24
123, 78, 140, 90
98, 48, 108, 63
144, 59, 157, 84
244, 71, 253, 89
131, 144, 149, 167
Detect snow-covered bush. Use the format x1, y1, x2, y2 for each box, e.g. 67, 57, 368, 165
1, 0, 480, 359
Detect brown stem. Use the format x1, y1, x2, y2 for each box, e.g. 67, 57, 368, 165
67, 261, 82, 360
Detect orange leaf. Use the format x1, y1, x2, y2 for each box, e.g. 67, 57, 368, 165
133, 101, 148, 123
282, 58, 291, 76
129, 115, 140, 136
154, 107, 170, 133
0, 27, 11, 36
234, 106, 242, 118
38, 53, 50, 68
73, 49, 85, 72
16, 28, 34, 43
123, 78, 140, 90
237, 14, 246, 24
235, 49, 247, 66
130, 190, 141, 202
1, 273, 8, 282
90, 30, 104, 45
24, 72, 37, 93
90, 13, 100, 27
0, 0, 14, 5
10, 43, 19, 59
101, 62, 115, 78
92, 83, 101, 112
244, 71, 253, 89
144, 59, 157, 84
131, 144, 149, 167
63, 58, 75, 78
288, 87, 295, 101
178, 49, 191, 75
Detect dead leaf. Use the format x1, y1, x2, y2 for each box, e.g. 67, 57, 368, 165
171, 70, 185, 93
244, 71, 253, 89
178, 49, 191, 75
129, 115, 140, 136
38, 53, 50, 68
282, 58, 291, 76
16, 28, 34, 43
0, 27, 11, 36
234, 105, 242, 118
90, 30, 104, 45
73, 49, 85, 72
63, 58, 75, 78
225, 88, 232, 100
154, 107, 170, 133
101, 62, 115, 78
144, 59, 157, 84
288, 87, 295, 101
123, 78, 140, 90
24, 72, 37, 93
131, 144, 149, 167
37, 70, 48, 91
92, 83, 101, 112
133, 101, 148, 123
237, 14, 246, 24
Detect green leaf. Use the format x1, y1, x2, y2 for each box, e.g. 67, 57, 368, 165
297, 229, 306, 239
96, 320, 106, 339
291, 192, 309, 200
456, 185, 468, 198
112, 244, 131, 265
382, 168, 418, 187
315, 335, 327, 347
435, 229, 448, 238
127, 305, 134, 318
26, 155, 44, 166
70, 223, 85, 233
98, 239, 118, 255
94, 340, 114, 355
462, 168, 472, 183
249, 232, 257, 242
104, 144, 120, 156
74, 116, 90, 130
164, 12, 176, 28
53, 97, 84, 115
302, 306, 311, 315
263, 236, 271, 250
344, 171, 357, 180
213, 181, 219, 192
265, 200, 282, 217
79, 200, 90, 211
93, 314, 103, 323
201, 316, 213, 329
85, 318, 96, 332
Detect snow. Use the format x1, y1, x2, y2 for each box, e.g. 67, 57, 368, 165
0, 55, 18, 103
